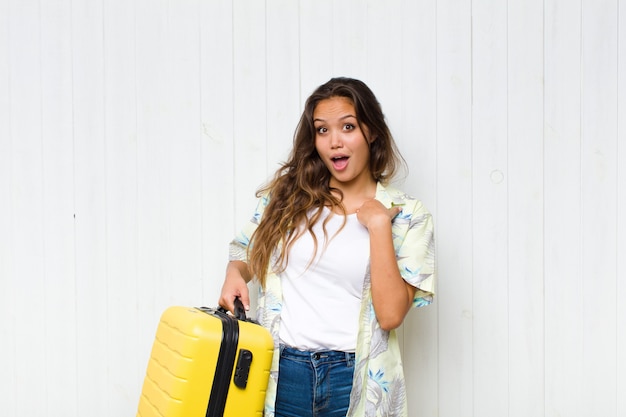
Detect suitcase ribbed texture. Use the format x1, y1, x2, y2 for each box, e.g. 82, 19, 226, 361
137, 306, 273, 417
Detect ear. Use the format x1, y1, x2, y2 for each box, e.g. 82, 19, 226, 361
365, 132, 377, 146
359, 122, 375, 143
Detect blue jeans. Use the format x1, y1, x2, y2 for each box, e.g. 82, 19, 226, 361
274, 345, 355, 417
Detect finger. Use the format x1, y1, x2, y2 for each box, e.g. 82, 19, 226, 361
218, 295, 231, 312
236, 287, 250, 311
390, 206, 403, 219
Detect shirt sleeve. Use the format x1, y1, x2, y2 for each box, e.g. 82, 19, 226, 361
228, 194, 269, 263
394, 200, 436, 308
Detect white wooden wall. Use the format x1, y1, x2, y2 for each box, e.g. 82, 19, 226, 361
1, 1, 624, 416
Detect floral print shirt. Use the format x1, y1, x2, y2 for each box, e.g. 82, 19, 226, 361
228, 182, 436, 417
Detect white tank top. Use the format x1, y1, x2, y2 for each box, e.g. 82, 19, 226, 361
279, 207, 370, 352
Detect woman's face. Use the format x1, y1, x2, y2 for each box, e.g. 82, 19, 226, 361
313, 96, 375, 192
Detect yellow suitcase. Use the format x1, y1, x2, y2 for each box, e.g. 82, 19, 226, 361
137, 300, 274, 417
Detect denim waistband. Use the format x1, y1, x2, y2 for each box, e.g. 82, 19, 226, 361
280, 345, 355, 366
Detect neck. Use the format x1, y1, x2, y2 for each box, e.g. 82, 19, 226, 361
330, 178, 377, 213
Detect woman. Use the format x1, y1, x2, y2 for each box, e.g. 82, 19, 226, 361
219, 77, 435, 417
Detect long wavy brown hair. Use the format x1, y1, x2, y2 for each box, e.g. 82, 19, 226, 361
248, 77, 406, 287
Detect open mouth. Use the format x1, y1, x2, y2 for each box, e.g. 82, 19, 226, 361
331, 156, 349, 170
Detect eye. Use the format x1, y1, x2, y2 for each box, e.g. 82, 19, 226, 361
316, 126, 328, 134
343, 123, 355, 131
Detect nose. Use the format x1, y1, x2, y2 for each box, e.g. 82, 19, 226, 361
330, 130, 342, 149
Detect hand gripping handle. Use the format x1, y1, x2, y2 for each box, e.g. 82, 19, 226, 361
217, 296, 248, 321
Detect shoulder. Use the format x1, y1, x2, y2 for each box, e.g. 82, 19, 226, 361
375, 183, 431, 218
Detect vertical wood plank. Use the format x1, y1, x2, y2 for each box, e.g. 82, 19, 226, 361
332, 0, 367, 79
471, 1, 509, 415
581, 1, 618, 415
232, 0, 267, 230
436, 1, 474, 416
161, 0, 203, 307
299, 0, 333, 98
617, 2, 626, 415
399, 0, 439, 415
7, 1, 46, 415
103, 0, 140, 412
71, 0, 108, 414
398, 0, 438, 203
135, 0, 169, 380
199, 0, 235, 306
0, 0, 16, 415
364, 0, 403, 136
266, 0, 300, 175
40, 0, 77, 414
544, 1, 584, 415
507, 0, 546, 415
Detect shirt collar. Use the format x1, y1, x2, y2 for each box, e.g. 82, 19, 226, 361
375, 182, 403, 208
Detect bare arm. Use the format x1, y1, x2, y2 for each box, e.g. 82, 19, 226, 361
357, 199, 416, 331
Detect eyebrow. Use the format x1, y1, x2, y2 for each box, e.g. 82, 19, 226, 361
313, 114, 357, 123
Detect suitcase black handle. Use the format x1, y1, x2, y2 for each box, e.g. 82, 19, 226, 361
217, 297, 248, 321
232, 297, 247, 321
